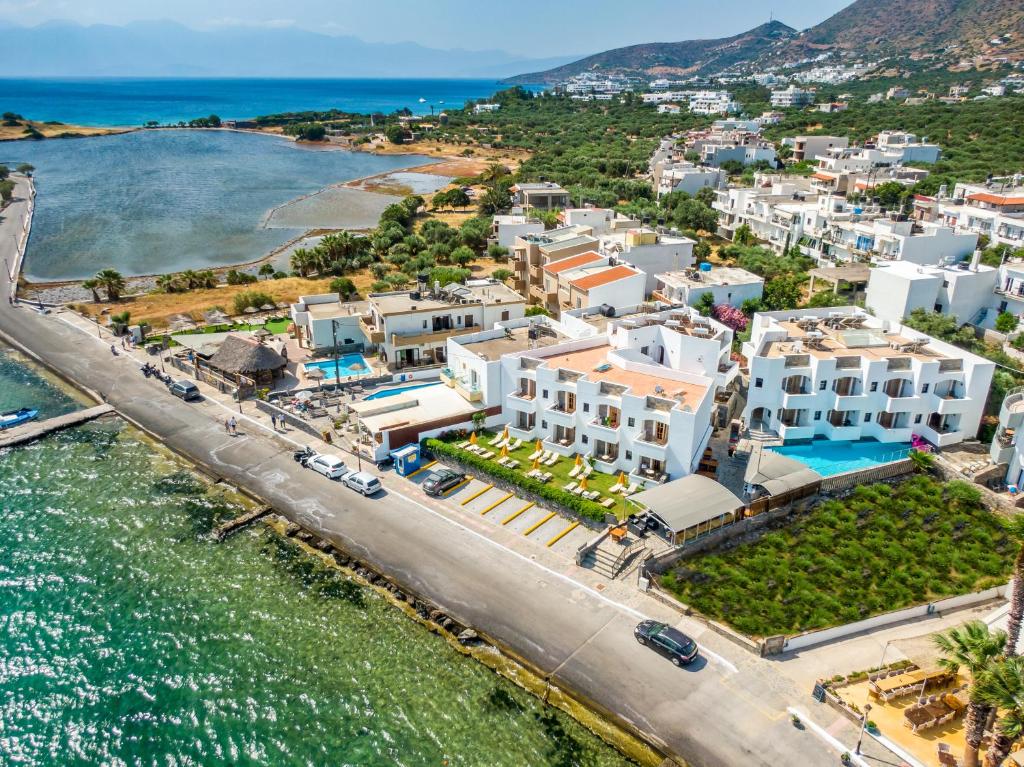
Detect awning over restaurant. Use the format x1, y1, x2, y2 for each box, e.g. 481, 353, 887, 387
744, 446, 821, 495
629, 474, 744, 539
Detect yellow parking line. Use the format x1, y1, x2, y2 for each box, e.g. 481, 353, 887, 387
407, 460, 437, 478
502, 501, 534, 525
524, 511, 557, 537
460, 483, 493, 506
442, 478, 471, 496
480, 492, 514, 515
546, 521, 580, 547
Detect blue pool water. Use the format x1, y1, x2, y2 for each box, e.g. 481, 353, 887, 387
365, 382, 442, 400
768, 439, 912, 477
304, 355, 371, 381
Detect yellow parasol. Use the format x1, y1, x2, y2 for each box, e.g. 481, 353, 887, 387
532, 456, 541, 470
502, 425, 509, 440
535, 439, 543, 452
574, 454, 582, 467
469, 432, 478, 445
500, 444, 509, 458
579, 475, 588, 491
619, 472, 628, 485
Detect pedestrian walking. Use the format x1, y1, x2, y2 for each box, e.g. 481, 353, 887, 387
224, 418, 231, 435
121, 337, 126, 350
229, 416, 237, 435
270, 413, 277, 430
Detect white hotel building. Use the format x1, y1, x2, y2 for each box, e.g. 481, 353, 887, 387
742, 307, 994, 448
444, 306, 738, 484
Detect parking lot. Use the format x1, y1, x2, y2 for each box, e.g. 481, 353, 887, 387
407, 462, 596, 560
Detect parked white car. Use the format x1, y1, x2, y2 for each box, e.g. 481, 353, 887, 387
307, 454, 350, 480
343, 471, 382, 496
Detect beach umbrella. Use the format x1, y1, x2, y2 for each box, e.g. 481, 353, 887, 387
306, 366, 325, 390
254, 327, 272, 342
532, 456, 541, 470
469, 432, 477, 445
259, 304, 275, 312
579, 475, 588, 492
574, 454, 582, 467
535, 439, 542, 452
619, 471, 628, 486
243, 306, 258, 315
500, 444, 508, 458
295, 390, 313, 402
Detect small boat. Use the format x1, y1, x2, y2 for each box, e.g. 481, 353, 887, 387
0, 407, 38, 430
418, 97, 426, 103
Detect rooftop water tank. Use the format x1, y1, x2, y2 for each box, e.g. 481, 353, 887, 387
699, 262, 713, 272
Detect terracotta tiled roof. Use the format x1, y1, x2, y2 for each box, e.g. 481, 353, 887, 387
570, 265, 641, 291
542, 251, 604, 274
968, 192, 1024, 206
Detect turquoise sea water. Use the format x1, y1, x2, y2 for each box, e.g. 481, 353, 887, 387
3, 130, 428, 281
769, 438, 912, 477
0, 78, 513, 127
0, 350, 632, 767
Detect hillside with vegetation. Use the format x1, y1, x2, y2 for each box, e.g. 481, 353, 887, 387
505, 21, 796, 84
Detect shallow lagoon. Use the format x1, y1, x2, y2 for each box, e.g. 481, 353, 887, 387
5, 130, 429, 281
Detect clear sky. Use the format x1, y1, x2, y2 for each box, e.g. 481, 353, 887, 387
0, 0, 854, 58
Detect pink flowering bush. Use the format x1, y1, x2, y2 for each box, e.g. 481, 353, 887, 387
713, 304, 748, 332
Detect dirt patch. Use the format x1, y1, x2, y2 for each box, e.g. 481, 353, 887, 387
0, 121, 134, 142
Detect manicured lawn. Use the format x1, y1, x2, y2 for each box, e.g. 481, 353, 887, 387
175, 317, 291, 335
660, 476, 1014, 638
438, 429, 632, 520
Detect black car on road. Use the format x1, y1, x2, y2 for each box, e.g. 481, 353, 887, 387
634, 620, 699, 666
422, 468, 466, 497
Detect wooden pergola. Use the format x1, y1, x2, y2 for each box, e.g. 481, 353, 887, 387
807, 264, 871, 295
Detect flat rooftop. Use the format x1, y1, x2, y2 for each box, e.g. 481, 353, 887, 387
351, 384, 480, 433
762, 320, 945, 363
305, 300, 369, 319
370, 282, 524, 315
658, 266, 762, 289
459, 324, 568, 359
529, 344, 708, 408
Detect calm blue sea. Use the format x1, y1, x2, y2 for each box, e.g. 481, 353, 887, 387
0, 78, 511, 127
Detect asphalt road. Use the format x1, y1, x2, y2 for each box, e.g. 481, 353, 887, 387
0, 175, 847, 767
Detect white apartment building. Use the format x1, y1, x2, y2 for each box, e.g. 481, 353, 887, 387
742, 307, 994, 448
510, 182, 571, 211
559, 207, 639, 236
363, 278, 526, 370
990, 388, 1024, 489
489, 215, 544, 248
540, 251, 646, 312
865, 256, 998, 325
446, 306, 738, 484
657, 104, 682, 114
290, 293, 367, 353
653, 265, 764, 309
687, 91, 740, 115
599, 227, 696, 293
701, 136, 777, 168
474, 103, 501, 114
790, 135, 849, 162
938, 181, 1024, 248
655, 163, 727, 199
811, 217, 978, 266
873, 131, 942, 164
712, 176, 817, 252
770, 85, 816, 108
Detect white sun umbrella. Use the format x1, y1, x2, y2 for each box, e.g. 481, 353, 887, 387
295, 390, 314, 402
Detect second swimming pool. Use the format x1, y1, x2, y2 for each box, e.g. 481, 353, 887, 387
768, 439, 912, 477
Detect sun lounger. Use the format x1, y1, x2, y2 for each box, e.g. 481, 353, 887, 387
563, 481, 578, 492
625, 482, 639, 495
497, 456, 509, 466
457, 440, 470, 449
581, 465, 593, 478
569, 465, 581, 478
526, 469, 540, 479
572, 486, 585, 496
507, 460, 519, 469
543, 472, 553, 482
479, 450, 494, 459
544, 454, 558, 466
601, 498, 616, 509
584, 491, 600, 501
509, 438, 522, 450
609, 483, 624, 494
529, 450, 543, 460
488, 434, 502, 446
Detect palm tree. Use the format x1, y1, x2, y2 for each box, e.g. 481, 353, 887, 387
195, 270, 217, 289
155, 274, 180, 293
93, 269, 126, 301
81, 278, 100, 303
1003, 516, 1024, 658
975, 656, 1024, 767
934, 621, 1007, 767
290, 248, 316, 277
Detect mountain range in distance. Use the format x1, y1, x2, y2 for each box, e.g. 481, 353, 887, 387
0, 19, 583, 79
507, 0, 1024, 84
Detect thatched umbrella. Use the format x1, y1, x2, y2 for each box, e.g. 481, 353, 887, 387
306, 365, 326, 390
259, 303, 275, 312
243, 306, 259, 315
204, 309, 229, 324
253, 327, 272, 342
207, 333, 287, 385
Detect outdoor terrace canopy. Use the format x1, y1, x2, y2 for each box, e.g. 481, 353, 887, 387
629, 475, 744, 545
744, 446, 822, 496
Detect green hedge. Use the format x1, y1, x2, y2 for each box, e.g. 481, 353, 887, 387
424, 438, 608, 523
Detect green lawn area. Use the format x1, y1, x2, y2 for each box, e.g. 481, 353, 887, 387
660, 475, 1014, 638
430, 429, 633, 520
174, 317, 291, 336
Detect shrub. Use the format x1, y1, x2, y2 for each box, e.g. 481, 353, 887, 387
226, 269, 257, 285
329, 277, 356, 297
232, 290, 274, 315
424, 438, 607, 522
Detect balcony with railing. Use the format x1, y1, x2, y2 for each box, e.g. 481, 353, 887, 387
548, 391, 577, 415
591, 404, 621, 433
359, 315, 386, 344
636, 419, 669, 448
511, 378, 536, 401
883, 378, 915, 405
825, 409, 861, 440
544, 425, 577, 454
592, 438, 619, 465
784, 354, 811, 369
925, 412, 963, 447
886, 357, 912, 372
878, 411, 911, 431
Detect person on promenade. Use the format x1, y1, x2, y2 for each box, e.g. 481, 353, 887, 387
229, 416, 237, 436
270, 413, 277, 431
224, 418, 231, 435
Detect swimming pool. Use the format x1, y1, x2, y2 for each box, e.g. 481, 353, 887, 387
303, 354, 371, 381
364, 382, 442, 400
768, 439, 912, 477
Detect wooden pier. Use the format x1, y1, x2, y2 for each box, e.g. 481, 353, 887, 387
0, 404, 115, 449
214, 506, 273, 541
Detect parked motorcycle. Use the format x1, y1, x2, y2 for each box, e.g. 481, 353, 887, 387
293, 446, 316, 466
